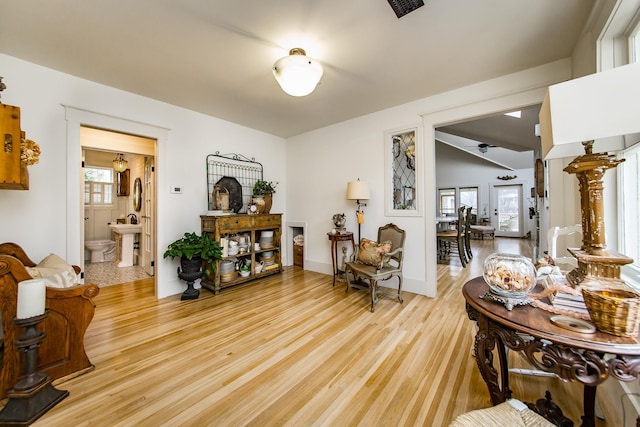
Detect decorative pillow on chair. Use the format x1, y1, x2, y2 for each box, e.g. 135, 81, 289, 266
25, 253, 78, 288
356, 238, 392, 267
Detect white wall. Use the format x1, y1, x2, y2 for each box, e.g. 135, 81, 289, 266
286, 59, 573, 297
0, 54, 285, 298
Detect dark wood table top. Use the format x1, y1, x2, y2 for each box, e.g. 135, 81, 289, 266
463, 276, 640, 355
327, 231, 354, 241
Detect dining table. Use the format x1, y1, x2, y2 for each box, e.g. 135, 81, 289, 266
436, 216, 457, 232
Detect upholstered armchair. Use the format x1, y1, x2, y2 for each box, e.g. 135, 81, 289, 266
345, 223, 405, 312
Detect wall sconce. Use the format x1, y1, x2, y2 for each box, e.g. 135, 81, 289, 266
346, 179, 370, 242
113, 153, 128, 172
272, 48, 323, 97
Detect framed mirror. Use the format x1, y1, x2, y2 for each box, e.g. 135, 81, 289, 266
116, 169, 130, 196
133, 177, 142, 212
384, 124, 422, 217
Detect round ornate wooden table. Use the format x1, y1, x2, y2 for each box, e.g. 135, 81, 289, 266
463, 276, 640, 427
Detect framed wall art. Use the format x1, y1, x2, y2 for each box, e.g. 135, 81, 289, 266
384, 124, 423, 217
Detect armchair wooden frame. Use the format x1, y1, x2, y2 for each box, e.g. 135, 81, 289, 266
345, 223, 406, 312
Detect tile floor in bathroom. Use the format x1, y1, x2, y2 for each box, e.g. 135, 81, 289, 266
84, 260, 152, 287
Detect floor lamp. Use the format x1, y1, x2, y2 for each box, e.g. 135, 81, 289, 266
346, 179, 370, 243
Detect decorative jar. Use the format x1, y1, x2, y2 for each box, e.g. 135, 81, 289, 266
483, 253, 536, 298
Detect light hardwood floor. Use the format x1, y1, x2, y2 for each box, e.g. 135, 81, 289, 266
30, 238, 607, 426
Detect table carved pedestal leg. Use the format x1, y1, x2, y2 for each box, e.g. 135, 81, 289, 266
327, 232, 355, 287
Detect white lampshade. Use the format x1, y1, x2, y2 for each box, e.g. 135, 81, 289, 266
113, 153, 128, 172
272, 48, 323, 97
539, 62, 640, 159
346, 180, 370, 201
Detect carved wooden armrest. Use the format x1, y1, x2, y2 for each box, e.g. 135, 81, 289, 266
0, 242, 37, 267
46, 283, 100, 300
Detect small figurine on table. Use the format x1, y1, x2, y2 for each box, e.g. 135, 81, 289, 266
332, 213, 346, 233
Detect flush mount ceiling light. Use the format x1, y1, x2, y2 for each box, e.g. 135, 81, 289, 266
272, 48, 323, 97
112, 153, 128, 172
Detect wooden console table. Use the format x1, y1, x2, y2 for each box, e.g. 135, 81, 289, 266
463, 276, 640, 427
327, 231, 355, 287
201, 213, 282, 294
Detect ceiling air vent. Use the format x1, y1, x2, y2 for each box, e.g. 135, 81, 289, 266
387, 0, 425, 18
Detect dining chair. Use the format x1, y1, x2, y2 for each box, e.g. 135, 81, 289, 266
345, 223, 405, 312
436, 206, 467, 267
463, 206, 473, 262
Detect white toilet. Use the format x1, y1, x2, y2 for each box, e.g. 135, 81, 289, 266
85, 240, 116, 263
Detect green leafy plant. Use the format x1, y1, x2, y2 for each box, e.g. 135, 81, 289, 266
252, 180, 278, 196
163, 232, 222, 275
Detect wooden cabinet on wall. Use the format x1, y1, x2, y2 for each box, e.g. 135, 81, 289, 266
0, 103, 28, 190
200, 213, 282, 294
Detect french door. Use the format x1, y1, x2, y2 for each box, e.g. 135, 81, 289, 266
142, 156, 155, 276
491, 184, 523, 238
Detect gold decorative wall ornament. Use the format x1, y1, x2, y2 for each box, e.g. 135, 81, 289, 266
20, 136, 40, 166
497, 175, 517, 181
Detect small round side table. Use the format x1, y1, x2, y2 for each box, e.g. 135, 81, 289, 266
327, 231, 355, 286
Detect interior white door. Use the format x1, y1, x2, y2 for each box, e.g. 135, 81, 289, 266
142, 156, 155, 276
491, 184, 523, 238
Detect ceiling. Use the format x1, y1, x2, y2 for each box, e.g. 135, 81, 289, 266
436, 105, 541, 169
0, 1, 594, 138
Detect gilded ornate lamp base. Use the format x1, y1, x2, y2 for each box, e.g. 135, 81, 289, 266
566, 248, 633, 288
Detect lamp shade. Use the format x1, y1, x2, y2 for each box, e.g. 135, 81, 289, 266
540, 62, 640, 159
346, 180, 370, 200
273, 48, 323, 97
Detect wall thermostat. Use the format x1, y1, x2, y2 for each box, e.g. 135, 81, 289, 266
170, 186, 183, 194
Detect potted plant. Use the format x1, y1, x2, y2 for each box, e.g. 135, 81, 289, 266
163, 232, 222, 300
252, 180, 278, 214
238, 259, 251, 277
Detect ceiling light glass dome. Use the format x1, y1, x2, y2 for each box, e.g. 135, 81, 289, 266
272, 48, 323, 97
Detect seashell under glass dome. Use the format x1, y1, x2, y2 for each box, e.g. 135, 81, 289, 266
483, 253, 536, 298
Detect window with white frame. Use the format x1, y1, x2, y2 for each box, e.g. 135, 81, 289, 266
84, 167, 114, 205
459, 187, 478, 215
619, 143, 640, 278
630, 17, 640, 63
438, 188, 456, 216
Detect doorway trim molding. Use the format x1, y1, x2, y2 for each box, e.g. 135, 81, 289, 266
64, 105, 168, 295
420, 59, 571, 297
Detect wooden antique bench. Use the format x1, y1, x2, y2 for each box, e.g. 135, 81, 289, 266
0, 242, 99, 399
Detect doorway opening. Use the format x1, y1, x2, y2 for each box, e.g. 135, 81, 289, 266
81, 128, 156, 287
65, 106, 167, 297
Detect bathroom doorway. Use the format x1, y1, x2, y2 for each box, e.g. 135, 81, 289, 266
81, 127, 156, 287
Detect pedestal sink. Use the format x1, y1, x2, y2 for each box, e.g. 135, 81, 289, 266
109, 224, 142, 267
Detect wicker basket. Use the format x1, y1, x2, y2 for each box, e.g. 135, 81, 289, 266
582, 287, 640, 337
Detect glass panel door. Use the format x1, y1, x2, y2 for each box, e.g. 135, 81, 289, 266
492, 184, 523, 237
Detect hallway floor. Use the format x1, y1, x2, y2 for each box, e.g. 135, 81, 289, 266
84, 260, 152, 287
